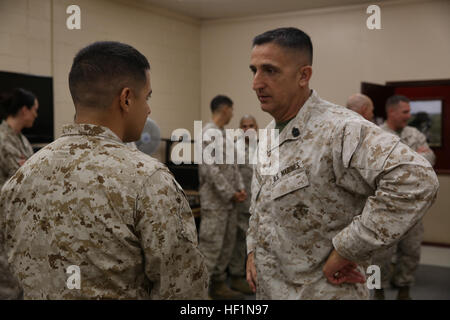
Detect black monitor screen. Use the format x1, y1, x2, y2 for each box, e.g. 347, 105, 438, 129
0, 71, 54, 144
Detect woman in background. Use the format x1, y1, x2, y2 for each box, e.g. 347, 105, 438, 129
0, 88, 38, 300
0, 88, 38, 188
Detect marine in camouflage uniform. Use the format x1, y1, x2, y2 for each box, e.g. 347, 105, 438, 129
229, 142, 253, 279
0, 123, 208, 299
372, 123, 436, 294
0, 120, 34, 187
380, 123, 435, 166
0, 119, 34, 299
198, 121, 245, 291
247, 90, 439, 299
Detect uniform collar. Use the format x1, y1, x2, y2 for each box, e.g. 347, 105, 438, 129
268, 89, 320, 152
61, 123, 123, 143
0, 120, 21, 136
381, 121, 403, 136
207, 121, 225, 132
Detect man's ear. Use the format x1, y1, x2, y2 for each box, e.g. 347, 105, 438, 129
19, 105, 28, 116
119, 87, 132, 113
298, 66, 312, 87
386, 107, 393, 117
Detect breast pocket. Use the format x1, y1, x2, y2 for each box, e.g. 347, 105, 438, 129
271, 169, 310, 201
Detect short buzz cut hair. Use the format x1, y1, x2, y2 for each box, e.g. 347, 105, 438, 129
210, 95, 233, 113
69, 41, 150, 109
385, 95, 410, 113
252, 27, 313, 65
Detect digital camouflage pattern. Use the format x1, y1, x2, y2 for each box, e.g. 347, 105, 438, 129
0, 120, 34, 187
198, 122, 244, 282
230, 142, 253, 277
372, 123, 436, 288
0, 123, 208, 300
0, 120, 34, 299
235, 142, 253, 217
247, 90, 439, 300
380, 123, 436, 166
198, 122, 245, 210
373, 222, 424, 288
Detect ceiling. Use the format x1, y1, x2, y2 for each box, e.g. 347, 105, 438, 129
142, 0, 387, 20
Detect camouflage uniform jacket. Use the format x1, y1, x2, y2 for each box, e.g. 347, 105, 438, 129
198, 122, 244, 210
0, 120, 34, 187
247, 90, 438, 298
0, 123, 208, 300
236, 142, 253, 214
380, 122, 436, 165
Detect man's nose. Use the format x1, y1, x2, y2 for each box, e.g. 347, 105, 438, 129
252, 72, 264, 91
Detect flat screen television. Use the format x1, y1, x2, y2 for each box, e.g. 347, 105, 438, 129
0, 70, 54, 144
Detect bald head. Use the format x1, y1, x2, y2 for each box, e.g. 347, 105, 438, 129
346, 93, 374, 121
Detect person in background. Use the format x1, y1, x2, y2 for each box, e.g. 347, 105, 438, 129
0, 88, 38, 187
381, 95, 435, 165
0, 87, 38, 300
372, 95, 436, 300
228, 115, 258, 296
346, 93, 374, 122
198, 95, 247, 300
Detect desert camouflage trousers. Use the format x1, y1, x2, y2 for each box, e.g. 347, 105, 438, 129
0, 248, 22, 299
229, 211, 250, 277
198, 207, 238, 282
372, 221, 424, 288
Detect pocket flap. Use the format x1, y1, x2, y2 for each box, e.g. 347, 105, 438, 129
271, 170, 309, 200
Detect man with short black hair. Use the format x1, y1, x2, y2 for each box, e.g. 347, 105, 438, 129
246, 27, 438, 299
198, 94, 247, 300
381, 95, 435, 164
0, 41, 208, 299
372, 94, 436, 300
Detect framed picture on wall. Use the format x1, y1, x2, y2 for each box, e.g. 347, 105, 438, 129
363, 77, 450, 172
409, 99, 443, 147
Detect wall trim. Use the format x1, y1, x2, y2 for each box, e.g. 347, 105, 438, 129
423, 242, 450, 248
202, 0, 444, 25
387, 79, 450, 87
112, 0, 201, 26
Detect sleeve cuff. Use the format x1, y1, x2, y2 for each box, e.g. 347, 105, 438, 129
246, 236, 256, 255
332, 221, 375, 263
222, 188, 236, 202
